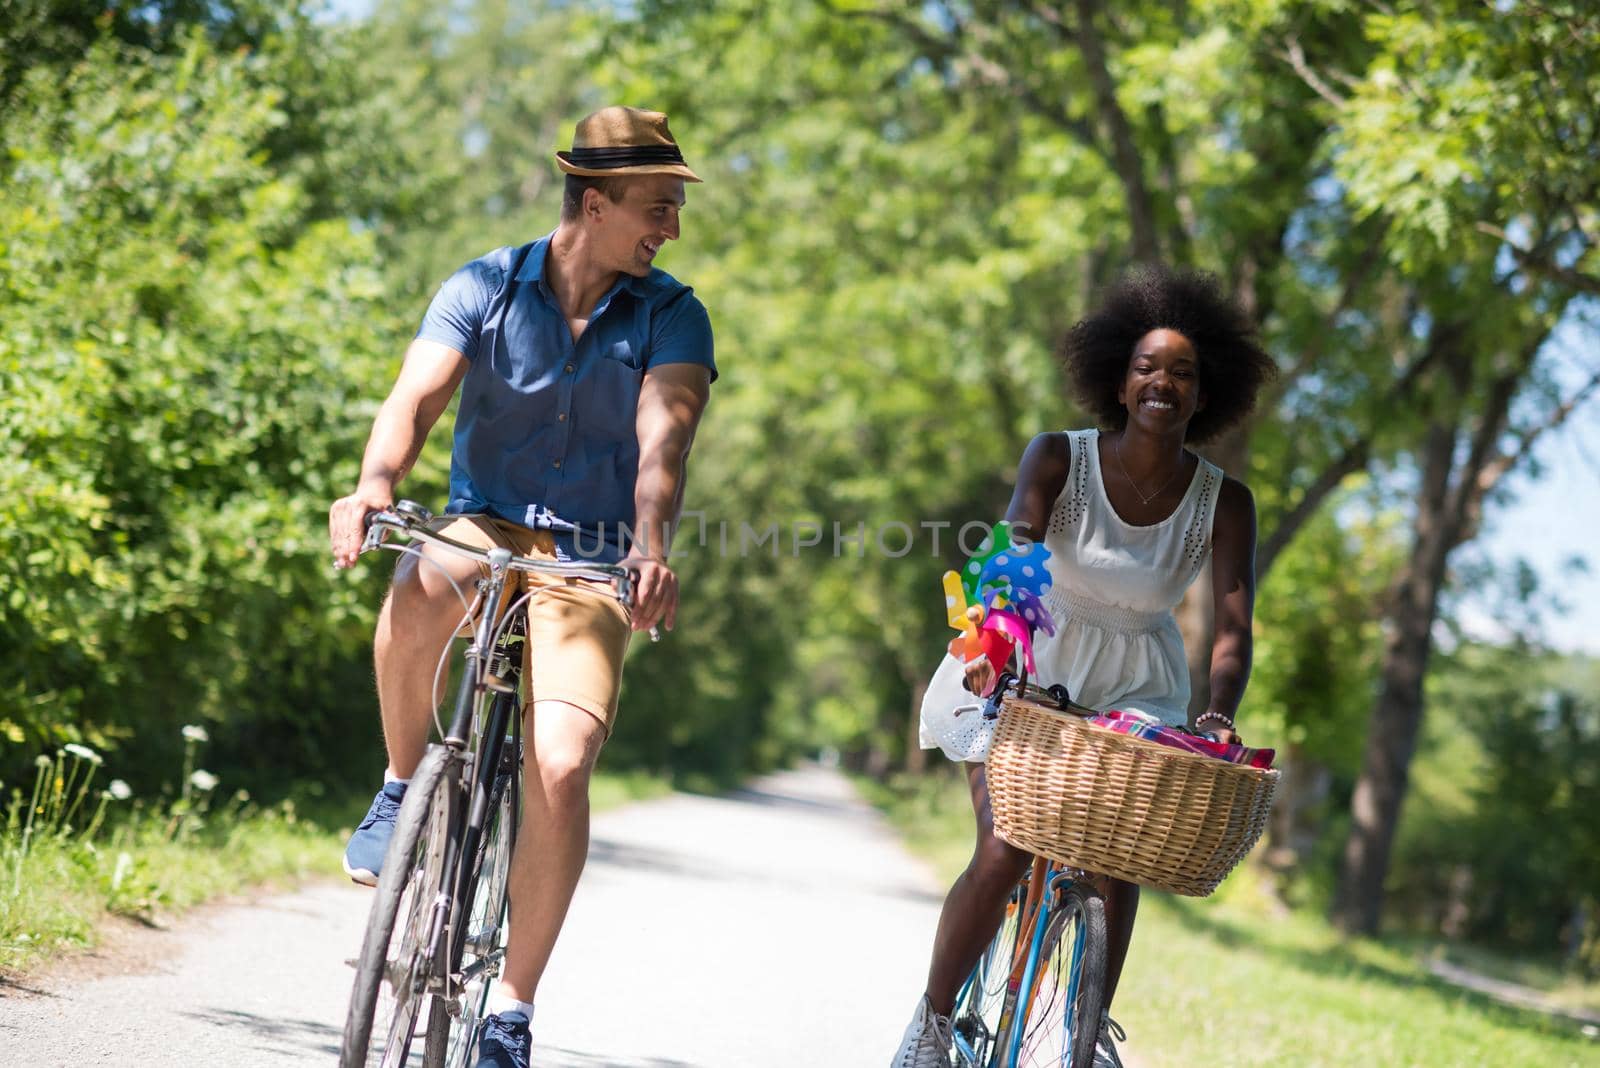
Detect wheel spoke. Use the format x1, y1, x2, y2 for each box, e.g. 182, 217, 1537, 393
436, 771, 515, 1068
1016, 885, 1107, 1068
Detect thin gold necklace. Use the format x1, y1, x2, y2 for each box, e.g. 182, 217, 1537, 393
1113, 433, 1185, 505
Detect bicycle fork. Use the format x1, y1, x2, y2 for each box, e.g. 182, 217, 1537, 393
419, 554, 517, 1005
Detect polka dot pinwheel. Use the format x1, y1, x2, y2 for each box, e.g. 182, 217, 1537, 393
942, 521, 1057, 676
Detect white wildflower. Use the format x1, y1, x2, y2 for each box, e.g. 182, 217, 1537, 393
64, 743, 102, 765
108, 779, 133, 801
180, 724, 210, 743
35, 754, 53, 768
112, 851, 133, 891
189, 769, 220, 792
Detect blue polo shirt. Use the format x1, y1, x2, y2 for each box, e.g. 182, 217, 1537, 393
415, 235, 716, 563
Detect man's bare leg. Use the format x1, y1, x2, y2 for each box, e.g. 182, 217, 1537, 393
373, 546, 483, 779
495, 699, 606, 1001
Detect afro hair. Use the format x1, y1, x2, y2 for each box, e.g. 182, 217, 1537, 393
1062, 265, 1276, 443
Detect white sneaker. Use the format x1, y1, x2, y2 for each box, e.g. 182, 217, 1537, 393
1092, 1014, 1127, 1068
890, 994, 953, 1068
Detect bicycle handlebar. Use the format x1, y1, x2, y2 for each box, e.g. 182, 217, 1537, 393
982, 672, 1091, 720
360, 502, 660, 641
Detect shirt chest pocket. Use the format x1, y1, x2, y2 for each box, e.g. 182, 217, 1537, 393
604, 339, 644, 371
578, 345, 644, 447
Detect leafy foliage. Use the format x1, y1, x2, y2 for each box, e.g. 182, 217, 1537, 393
0, 24, 402, 788
1393, 647, 1600, 972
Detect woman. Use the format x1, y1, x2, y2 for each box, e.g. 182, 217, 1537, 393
893, 266, 1276, 1068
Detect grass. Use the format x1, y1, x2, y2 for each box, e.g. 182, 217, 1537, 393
2, 737, 669, 980
864, 771, 1600, 1068
589, 766, 675, 812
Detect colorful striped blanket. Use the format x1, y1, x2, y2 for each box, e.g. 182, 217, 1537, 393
1087, 709, 1275, 769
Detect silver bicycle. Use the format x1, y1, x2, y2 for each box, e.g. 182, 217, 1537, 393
338, 500, 637, 1068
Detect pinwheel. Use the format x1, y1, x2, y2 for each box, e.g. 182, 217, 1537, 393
943, 522, 1057, 677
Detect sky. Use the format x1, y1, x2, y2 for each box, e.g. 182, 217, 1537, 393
1466, 419, 1600, 655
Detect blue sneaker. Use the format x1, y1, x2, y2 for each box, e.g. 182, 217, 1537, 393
342, 781, 406, 886
474, 1011, 531, 1068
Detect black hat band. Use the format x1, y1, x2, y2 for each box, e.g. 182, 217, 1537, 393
564, 144, 686, 169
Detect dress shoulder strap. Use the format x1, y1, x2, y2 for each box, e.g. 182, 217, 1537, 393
1046, 430, 1095, 540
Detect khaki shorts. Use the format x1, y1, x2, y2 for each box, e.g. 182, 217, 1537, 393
431, 515, 633, 735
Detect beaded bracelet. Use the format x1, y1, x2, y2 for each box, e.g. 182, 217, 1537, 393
1194, 711, 1235, 732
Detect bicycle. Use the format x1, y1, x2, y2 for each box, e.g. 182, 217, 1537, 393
948, 677, 1112, 1068
338, 500, 637, 1068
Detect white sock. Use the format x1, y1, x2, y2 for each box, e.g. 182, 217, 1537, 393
486, 990, 535, 1020
383, 768, 410, 786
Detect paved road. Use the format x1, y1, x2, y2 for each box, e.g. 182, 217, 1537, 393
0, 766, 946, 1067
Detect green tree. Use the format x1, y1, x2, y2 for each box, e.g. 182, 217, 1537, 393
1317, 1, 1600, 934
0, 20, 405, 788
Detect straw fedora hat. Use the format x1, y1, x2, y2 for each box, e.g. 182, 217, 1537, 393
555, 106, 702, 183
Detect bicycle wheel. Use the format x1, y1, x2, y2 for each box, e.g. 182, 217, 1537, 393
1014, 884, 1107, 1068
950, 880, 1028, 1066
341, 746, 456, 1068
422, 761, 516, 1068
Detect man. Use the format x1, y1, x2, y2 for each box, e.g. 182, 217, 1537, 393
327, 106, 714, 1068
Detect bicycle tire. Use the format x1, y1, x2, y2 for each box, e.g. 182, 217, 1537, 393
950, 880, 1028, 1067
340, 745, 455, 1068
1014, 884, 1107, 1068
422, 763, 516, 1068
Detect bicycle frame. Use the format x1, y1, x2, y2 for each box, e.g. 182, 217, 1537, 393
952, 858, 1083, 1068
953, 856, 1056, 1068
409, 545, 519, 1017
952, 676, 1120, 1068
358, 505, 636, 1024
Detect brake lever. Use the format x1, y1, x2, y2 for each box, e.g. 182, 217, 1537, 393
360, 509, 402, 555
982, 671, 1021, 720
615, 567, 663, 643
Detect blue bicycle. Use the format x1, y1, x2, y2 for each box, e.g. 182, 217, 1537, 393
949, 680, 1109, 1068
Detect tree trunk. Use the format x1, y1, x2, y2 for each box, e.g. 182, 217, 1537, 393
1177, 429, 1251, 718
1072, 0, 1163, 263
1332, 421, 1457, 935
1264, 742, 1331, 875
1331, 316, 1557, 936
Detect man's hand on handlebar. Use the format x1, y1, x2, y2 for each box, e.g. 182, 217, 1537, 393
330, 482, 394, 569
618, 552, 677, 633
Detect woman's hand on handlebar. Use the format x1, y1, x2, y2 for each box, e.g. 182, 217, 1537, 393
330, 482, 394, 569
962, 656, 997, 697
1208, 727, 1242, 745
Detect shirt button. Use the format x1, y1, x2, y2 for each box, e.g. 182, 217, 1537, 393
552, 459, 562, 469
557, 412, 567, 422
565, 363, 575, 374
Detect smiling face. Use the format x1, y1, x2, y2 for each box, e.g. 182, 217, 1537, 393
585, 174, 686, 277
1116, 328, 1205, 434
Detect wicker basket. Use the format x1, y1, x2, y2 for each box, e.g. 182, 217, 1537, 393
985, 696, 1279, 897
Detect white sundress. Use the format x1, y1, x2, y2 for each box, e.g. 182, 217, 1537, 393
919, 428, 1225, 762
